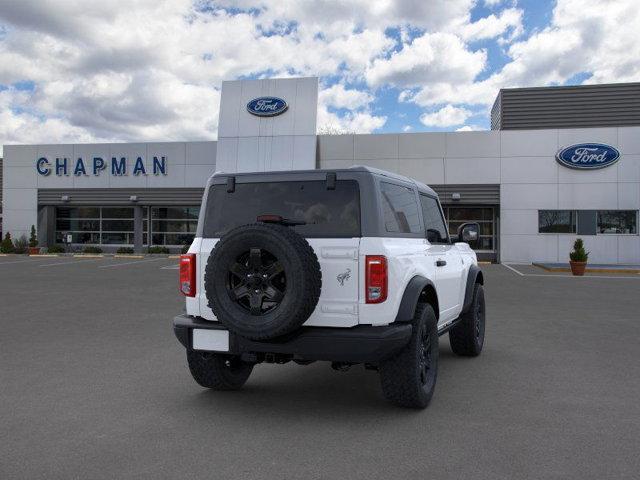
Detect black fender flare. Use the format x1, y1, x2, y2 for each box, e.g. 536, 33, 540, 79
394, 276, 438, 323
461, 264, 484, 314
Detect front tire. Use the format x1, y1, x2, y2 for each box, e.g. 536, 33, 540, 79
379, 304, 438, 408
449, 283, 485, 356
187, 350, 253, 390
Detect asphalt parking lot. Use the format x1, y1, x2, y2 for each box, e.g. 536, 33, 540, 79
1, 256, 639, 479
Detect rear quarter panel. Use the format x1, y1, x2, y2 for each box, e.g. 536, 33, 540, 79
358, 237, 437, 326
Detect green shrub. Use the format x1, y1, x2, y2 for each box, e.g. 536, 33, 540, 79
116, 247, 135, 254
14, 235, 29, 254
83, 246, 103, 254
148, 246, 170, 254
47, 245, 65, 253
1, 233, 15, 253
569, 238, 589, 262
29, 225, 38, 248
181, 244, 190, 254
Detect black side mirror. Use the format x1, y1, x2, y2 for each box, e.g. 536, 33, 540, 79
457, 222, 480, 243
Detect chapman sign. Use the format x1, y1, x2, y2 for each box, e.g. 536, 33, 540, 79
246, 97, 288, 117
556, 143, 620, 170
36, 156, 168, 177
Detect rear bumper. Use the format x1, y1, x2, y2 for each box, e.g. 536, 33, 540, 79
173, 314, 412, 364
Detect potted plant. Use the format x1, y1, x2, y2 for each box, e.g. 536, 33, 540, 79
1, 232, 15, 254
569, 238, 589, 276
13, 235, 28, 254
28, 225, 40, 254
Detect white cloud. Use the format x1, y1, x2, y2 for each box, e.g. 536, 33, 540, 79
456, 125, 484, 131
317, 105, 386, 134
459, 7, 523, 42
0, 0, 638, 148
402, 125, 413, 132
404, 0, 640, 111
420, 105, 472, 127
484, 0, 506, 7
319, 84, 373, 110
366, 32, 486, 88
317, 82, 384, 133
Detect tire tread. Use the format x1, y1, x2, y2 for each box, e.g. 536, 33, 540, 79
449, 283, 484, 357
379, 303, 438, 408
187, 350, 253, 390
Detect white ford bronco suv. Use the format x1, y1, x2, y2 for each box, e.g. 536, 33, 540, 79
173, 166, 485, 408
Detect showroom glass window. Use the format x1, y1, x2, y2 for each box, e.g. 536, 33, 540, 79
446, 207, 495, 250
538, 210, 577, 233
55, 207, 141, 244
150, 207, 199, 246
379, 182, 422, 234
597, 210, 638, 234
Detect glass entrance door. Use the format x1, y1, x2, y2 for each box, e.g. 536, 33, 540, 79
444, 206, 497, 261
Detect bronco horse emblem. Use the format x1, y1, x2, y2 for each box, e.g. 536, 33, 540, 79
336, 268, 351, 286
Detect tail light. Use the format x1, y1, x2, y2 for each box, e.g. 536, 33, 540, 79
179, 254, 196, 297
365, 255, 387, 304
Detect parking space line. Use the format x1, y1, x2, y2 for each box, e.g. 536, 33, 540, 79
160, 264, 179, 270
502, 263, 524, 276
0, 257, 53, 266
98, 257, 166, 269
39, 258, 103, 267
502, 263, 640, 280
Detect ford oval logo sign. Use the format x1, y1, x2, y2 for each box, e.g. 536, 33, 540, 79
247, 97, 288, 117
556, 143, 620, 170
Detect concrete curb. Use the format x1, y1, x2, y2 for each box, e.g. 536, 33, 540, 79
533, 263, 640, 275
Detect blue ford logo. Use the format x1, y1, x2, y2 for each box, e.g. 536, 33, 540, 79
247, 97, 288, 117
556, 143, 620, 170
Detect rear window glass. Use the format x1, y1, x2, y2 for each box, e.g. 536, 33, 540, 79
204, 180, 360, 238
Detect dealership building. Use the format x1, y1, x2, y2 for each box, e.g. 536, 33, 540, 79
1, 78, 639, 264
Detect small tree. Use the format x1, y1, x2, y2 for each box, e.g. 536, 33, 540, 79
569, 238, 589, 262
1, 232, 15, 253
13, 235, 28, 254
29, 225, 38, 248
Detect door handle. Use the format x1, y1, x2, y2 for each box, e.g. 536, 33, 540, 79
436, 260, 447, 267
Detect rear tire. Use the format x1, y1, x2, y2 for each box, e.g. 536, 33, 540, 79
379, 304, 438, 408
449, 283, 485, 357
187, 350, 253, 390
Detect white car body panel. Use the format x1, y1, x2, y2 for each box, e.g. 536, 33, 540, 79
188, 233, 477, 329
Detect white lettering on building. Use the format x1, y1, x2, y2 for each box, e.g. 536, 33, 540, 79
570, 147, 607, 164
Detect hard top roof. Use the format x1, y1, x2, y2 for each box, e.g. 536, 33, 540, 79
210, 165, 437, 197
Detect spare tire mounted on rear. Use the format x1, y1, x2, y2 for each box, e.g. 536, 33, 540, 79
204, 223, 322, 340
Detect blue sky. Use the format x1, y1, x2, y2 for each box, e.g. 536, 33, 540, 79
0, 0, 638, 150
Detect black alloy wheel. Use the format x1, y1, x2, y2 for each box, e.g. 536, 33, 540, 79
227, 248, 286, 315
418, 327, 433, 386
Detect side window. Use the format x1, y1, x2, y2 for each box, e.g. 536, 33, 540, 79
380, 182, 422, 234
420, 195, 449, 243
